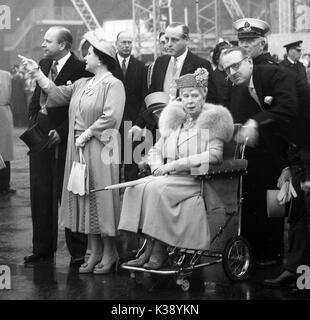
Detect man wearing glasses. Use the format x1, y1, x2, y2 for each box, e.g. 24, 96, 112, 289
223, 46, 299, 269
280, 41, 308, 85
223, 46, 310, 291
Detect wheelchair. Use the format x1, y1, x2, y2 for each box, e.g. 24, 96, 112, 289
121, 124, 251, 292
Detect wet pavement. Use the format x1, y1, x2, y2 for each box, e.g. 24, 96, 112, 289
0, 128, 309, 301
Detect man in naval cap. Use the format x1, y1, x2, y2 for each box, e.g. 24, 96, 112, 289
280, 41, 308, 85
233, 18, 278, 65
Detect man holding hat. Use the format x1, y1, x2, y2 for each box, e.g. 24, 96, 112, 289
280, 41, 308, 85
24, 26, 89, 265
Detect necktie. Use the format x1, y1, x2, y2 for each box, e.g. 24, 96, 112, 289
172, 58, 178, 78
249, 86, 261, 106
122, 59, 127, 78
50, 61, 58, 81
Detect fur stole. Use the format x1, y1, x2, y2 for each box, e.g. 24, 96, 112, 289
158, 100, 234, 142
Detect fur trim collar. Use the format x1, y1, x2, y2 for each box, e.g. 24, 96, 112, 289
158, 101, 234, 142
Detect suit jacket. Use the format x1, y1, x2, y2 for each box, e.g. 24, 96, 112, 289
135, 50, 218, 128
279, 58, 308, 85
28, 52, 90, 141
113, 55, 147, 124
231, 65, 310, 166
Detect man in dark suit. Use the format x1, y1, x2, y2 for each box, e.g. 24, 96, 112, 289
280, 41, 308, 85
222, 46, 310, 288
222, 46, 299, 267
24, 26, 89, 265
113, 31, 147, 182
130, 22, 218, 140
229, 19, 285, 267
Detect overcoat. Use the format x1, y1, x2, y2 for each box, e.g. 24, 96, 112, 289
118, 101, 234, 250
44, 74, 125, 235
0, 70, 13, 161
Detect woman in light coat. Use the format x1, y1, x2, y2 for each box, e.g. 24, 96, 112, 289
22, 29, 125, 274
118, 68, 234, 269
0, 70, 14, 196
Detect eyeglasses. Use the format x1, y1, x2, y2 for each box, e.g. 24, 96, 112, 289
224, 56, 249, 75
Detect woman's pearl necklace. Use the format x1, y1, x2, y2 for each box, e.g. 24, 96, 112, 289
84, 72, 111, 95
183, 115, 196, 130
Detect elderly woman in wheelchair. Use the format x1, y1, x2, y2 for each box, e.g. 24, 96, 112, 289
118, 68, 234, 270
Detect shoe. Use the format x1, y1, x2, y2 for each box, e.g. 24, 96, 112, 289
124, 239, 154, 267
143, 241, 168, 270
93, 254, 119, 275
290, 288, 310, 297
79, 256, 102, 274
263, 270, 298, 287
70, 257, 85, 266
24, 253, 54, 264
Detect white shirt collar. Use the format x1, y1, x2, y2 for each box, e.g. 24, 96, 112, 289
55, 51, 71, 73
248, 75, 254, 89
287, 57, 296, 64
117, 54, 130, 67
173, 48, 188, 69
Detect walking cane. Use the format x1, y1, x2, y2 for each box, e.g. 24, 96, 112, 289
52, 145, 59, 253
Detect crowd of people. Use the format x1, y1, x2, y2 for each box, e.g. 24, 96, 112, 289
1, 16, 309, 295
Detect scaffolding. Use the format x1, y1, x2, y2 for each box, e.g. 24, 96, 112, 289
132, 0, 172, 58
69, 0, 101, 30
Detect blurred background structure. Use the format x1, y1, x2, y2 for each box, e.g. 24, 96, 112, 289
1, 0, 310, 125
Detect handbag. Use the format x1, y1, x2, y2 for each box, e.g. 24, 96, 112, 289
67, 148, 89, 196
266, 190, 286, 218
0, 153, 6, 170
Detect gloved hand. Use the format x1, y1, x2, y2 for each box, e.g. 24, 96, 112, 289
18, 55, 49, 88
277, 167, 292, 189
19, 55, 39, 72
277, 181, 297, 205
128, 125, 143, 142
235, 119, 259, 147
75, 129, 92, 148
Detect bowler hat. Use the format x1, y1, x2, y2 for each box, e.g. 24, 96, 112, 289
19, 123, 50, 155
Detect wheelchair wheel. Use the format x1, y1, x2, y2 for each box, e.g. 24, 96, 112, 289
222, 236, 252, 282
176, 278, 190, 292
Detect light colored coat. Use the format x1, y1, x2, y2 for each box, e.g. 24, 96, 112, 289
118, 101, 234, 250
45, 74, 125, 235
0, 70, 14, 161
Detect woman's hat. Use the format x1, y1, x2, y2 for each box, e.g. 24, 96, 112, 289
176, 68, 209, 89
19, 123, 50, 155
83, 29, 116, 60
